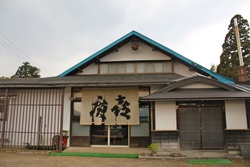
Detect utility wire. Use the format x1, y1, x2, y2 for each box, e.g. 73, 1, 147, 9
0, 32, 51, 76
0, 39, 23, 59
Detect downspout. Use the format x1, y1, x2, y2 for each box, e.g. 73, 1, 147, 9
234, 18, 249, 82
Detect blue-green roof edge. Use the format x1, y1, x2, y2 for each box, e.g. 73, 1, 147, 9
59, 30, 235, 84
59, 31, 136, 77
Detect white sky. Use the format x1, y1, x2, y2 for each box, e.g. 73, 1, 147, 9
0, 0, 250, 77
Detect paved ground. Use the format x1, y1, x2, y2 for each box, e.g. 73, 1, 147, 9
1, 150, 250, 167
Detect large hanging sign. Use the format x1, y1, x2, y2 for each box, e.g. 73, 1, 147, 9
80, 88, 139, 125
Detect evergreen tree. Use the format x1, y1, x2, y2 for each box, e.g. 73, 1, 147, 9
210, 64, 217, 72
11, 62, 40, 78
217, 14, 250, 80
0, 76, 9, 79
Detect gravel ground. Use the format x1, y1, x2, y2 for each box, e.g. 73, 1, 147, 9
1, 151, 250, 167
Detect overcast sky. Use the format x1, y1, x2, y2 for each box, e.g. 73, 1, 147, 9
0, 0, 250, 77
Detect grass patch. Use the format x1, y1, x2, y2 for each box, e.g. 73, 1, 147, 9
48, 152, 138, 158
188, 159, 234, 165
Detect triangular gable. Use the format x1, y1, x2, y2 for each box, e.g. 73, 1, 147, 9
59, 31, 234, 84
159, 75, 237, 93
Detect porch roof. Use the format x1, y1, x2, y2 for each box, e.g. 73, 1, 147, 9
0, 73, 183, 88
141, 88, 250, 101
141, 75, 250, 101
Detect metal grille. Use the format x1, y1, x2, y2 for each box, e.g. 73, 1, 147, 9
201, 107, 224, 149
151, 131, 178, 150
0, 88, 64, 151
178, 106, 224, 150
178, 107, 200, 150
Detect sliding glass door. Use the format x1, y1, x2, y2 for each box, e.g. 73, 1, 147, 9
91, 125, 128, 146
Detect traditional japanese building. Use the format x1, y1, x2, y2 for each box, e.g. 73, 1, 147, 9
1, 31, 250, 153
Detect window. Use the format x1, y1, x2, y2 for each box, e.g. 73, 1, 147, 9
91, 125, 128, 146
139, 102, 149, 123
108, 64, 116, 74
72, 102, 81, 122
71, 88, 82, 122
163, 62, 172, 73
136, 63, 145, 73
154, 63, 163, 73
125, 63, 134, 73
99, 62, 172, 74
117, 64, 125, 73
145, 63, 154, 73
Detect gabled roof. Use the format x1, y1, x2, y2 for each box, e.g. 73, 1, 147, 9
59, 30, 234, 84
142, 75, 250, 101
159, 75, 237, 92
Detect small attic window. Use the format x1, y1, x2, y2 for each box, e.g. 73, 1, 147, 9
100, 64, 108, 74
154, 63, 163, 72
136, 63, 145, 73
117, 64, 126, 73
108, 64, 116, 74
126, 63, 134, 73
99, 61, 172, 74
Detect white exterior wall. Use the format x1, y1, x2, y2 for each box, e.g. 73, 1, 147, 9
225, 100, 248, 130
101, 42, 171, 62
77, 63, 98, 75
63, 87, 71, 146
173, 62, 195, 76
180, 83, 218, 89
155, 101, 177, 130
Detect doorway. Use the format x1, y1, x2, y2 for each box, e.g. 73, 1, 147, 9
90, 125, 128, 146
178, 104, 224, 150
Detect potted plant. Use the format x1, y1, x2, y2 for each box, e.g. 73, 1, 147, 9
148, 142, 160, 156
63, 130, 69, 136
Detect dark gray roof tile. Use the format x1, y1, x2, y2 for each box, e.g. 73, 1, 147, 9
0, 73, 184, 88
